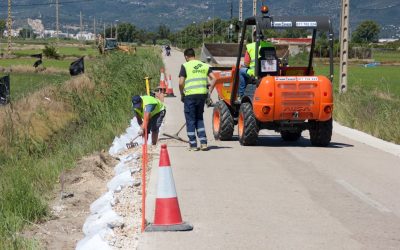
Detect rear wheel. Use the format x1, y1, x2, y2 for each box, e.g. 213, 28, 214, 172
213, 101, 234, 140
281, 131, 302, 141
309, 118, 333, 147
238, 102, 258, 146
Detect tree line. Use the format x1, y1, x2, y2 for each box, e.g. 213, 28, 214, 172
0, 18, 385, 50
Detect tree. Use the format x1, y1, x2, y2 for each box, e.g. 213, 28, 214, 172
0, 20, 6, 38
352, 20, 380, 44
116, 23, 136, 42
157, 24, 170, 39
19, 28, 36, 39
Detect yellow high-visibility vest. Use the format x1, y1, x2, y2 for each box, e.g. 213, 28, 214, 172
183, 60, 209, 96
246, 41, 274, 76
134, 95, 165, 118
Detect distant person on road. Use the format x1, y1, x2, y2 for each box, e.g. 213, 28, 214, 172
166, 45, 171, 56
179, 48, 216, 151
239, 31, 274, 99
131, 95, 166, 145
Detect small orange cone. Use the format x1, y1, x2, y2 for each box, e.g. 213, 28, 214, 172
145, 144, 193, 232
158, 68, 167, 94
165, 74, 176, 97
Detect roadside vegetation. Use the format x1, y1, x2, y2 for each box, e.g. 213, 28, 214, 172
0, 47, 163, 249
315, 65, 400, 144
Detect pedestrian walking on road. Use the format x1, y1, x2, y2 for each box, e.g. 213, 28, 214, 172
179, 48, 216, 151
132, 95, 166, 145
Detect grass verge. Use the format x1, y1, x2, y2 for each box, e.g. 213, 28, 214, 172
0, 47, 163, 249
7, 73, 70, 101
314, 65, 400, 144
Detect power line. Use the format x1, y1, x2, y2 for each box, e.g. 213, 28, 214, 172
0, 0, 92, 8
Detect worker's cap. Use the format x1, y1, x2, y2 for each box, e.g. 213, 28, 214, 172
131, 95, 142, 108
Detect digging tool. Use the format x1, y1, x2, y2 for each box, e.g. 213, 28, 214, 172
162, 123, 188, 143
126, 134, 141, 149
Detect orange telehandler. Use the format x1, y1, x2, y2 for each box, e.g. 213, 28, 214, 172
211, 6, 334, 146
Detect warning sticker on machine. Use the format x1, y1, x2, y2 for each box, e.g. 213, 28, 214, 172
272, 21, 292, 28
220, 72, 232, 77
276, 77, 296, 81
296, 21, 317, 27
297, 77, 319, 81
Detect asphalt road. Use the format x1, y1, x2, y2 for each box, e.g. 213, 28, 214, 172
139, 49, 400, 250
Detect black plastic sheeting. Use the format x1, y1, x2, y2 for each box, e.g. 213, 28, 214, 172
69, 57, 85, 76
0, 75, 10, 105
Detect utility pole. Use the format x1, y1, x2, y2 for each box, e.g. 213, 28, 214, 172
115, 24, 117, 40
56, 0, 59, 42
230, 1, 233, 20
239, 0, 243, 41
103, 23, 106, 39
93, 17, 96, 45
7, 0, 12, 55
239, 0, 243, 22
339, 0, 350, 93
212, 3, 215, 43
252, 0, 257, 42
80, 11, 83, 42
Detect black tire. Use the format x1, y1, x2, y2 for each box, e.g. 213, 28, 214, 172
281, 131, 302, 141
238, 102, 258, 145
309, 118, 333, 147
212, 101, 234, 140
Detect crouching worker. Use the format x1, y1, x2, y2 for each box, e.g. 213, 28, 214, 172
131, 95, 166, 145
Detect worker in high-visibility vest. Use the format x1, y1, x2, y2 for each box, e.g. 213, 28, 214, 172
131, 95, 166, 145
179, 48, 216, 151
239, 32, 274, 98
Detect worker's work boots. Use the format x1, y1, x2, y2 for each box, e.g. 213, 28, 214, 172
200, 144, 208, 151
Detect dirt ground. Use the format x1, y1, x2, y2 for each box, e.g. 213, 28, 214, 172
24, 150, 117, 249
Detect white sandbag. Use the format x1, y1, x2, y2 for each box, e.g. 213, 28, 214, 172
90, 191, 113, 215
107, 170, 133, 192
114, 162, 130, 176
76, 228, 114, 250
82, 208, 123, 236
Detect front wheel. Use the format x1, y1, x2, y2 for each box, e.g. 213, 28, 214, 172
309, 118, 332, 147
238, 102, 258, 146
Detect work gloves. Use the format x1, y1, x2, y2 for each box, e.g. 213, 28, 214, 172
180, 94, 185, 103
137, 128, 144, 136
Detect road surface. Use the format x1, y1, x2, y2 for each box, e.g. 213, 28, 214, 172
139, 49, 400, 250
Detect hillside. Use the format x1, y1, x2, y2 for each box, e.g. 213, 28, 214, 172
1, 0, 399, 35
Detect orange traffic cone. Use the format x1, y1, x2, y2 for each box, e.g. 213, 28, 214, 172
158, 68, 167, 94
165, 74, 176, 97
145, 144, 193, 232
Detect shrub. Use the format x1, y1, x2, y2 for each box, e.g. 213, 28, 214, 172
43, 45, 60, 59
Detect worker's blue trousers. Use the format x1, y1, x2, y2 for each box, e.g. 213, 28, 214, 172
184, 97, 207, 147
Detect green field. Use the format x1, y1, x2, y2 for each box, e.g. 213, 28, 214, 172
6, 73, 70, 101
0, 58, 72, 70
12, 46, 98, 58
315, 65, 400, 96
372, 50, 400, 63
314, 64, 400, 144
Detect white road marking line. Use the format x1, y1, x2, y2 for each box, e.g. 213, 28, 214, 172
336, 179, 391, 213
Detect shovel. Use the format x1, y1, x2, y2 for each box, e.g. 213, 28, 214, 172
162, 123, 188, 143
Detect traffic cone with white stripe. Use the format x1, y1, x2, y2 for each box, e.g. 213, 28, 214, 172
158, 68, 167, 94
145, 144, 193, 232
165, 74, 176, 97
